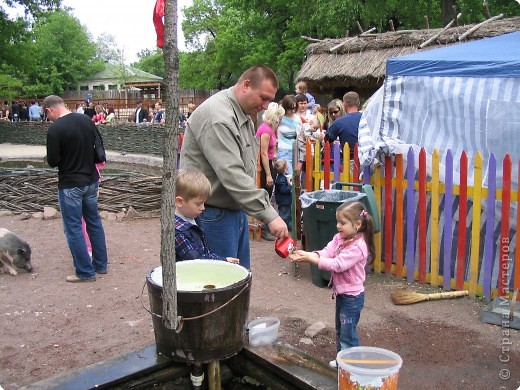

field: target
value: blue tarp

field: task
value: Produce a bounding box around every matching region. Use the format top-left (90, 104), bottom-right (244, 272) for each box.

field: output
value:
top-left (386, 31), bottom-right (520, 77)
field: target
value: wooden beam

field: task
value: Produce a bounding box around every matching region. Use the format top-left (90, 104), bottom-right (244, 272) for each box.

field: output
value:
top-left (458, 14), bottom-right (504, 41)
top-left (329, 27), bottom-right (376, 52)
top-left (301, 36), bottom-right (323, 42)
top-left (419, 13), bottom-right (462, 49)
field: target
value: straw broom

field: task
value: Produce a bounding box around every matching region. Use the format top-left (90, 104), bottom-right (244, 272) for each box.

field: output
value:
top-left (391, 288), bottom-right (469, 305)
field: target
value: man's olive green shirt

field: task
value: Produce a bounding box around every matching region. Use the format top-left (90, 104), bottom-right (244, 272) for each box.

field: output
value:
top-left (180, 88), bottom-right (279, 224)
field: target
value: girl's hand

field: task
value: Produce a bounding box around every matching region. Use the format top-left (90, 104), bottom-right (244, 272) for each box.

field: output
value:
top-left (226, 257), bottom-right (240, 264)
top-left (289, 250), bottom-right (320, 265)
top-left (266, 175), bottom-right (273, 187)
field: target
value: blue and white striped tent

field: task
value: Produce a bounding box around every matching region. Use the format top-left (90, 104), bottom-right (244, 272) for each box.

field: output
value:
top-left (359, 31), bottom-right (520, 187)
top-left (358, 32), bottom-right (520, 287)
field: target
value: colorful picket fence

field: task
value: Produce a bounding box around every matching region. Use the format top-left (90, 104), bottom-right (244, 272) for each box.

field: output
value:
top-left (302, 140), bottom-right (519, 301)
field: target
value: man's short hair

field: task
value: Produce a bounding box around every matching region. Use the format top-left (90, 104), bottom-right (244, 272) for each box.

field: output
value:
top-left (136, 99), bottom-right (142, 104)
top-left (176, 169), bottom-right (211, 201)
top-left (42, 95), bottom-right (64, 110)
top-left (343, 91), bottom-right (360, 108)
top-left (238, 66), bottom-right (279, 90)
top-left (295, 94), bottom-right (308, 104)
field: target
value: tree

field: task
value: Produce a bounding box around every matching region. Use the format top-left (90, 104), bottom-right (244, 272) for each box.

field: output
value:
top-left (179, 0), bottom-right (519, 92)
top-left (22, 10), bottom-right (103, 95)
top-left (161, 0), bottom-right (180, 331)
top-left (132, 49), bottom-right (166, 79)
top-left (95, 33), bottom-right (125, 64)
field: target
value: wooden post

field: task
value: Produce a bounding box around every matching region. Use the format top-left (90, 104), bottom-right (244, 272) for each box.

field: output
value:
top-left (208, 360), bottom-right (221, 390)
top-left (451, 5), bottom-right (458, 26)
top-left (483, 3), bottom-right (491, 19)
top-left (356, 21), bottom-right (364, 34)
top-left (423, 15), bottom-right (429, 29)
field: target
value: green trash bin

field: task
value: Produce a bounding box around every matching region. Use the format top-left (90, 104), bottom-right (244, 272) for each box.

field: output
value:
top-left (300, 183), bottom-right (380, 288)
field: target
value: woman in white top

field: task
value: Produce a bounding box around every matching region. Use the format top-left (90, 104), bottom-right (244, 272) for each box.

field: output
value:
top-left (277, 95), bottom-right (302, 176)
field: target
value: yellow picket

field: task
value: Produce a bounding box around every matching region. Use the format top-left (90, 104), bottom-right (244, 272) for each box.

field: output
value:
top-left (372, 165), bottom-right (383, 272)
top-left (430, 149), bottom-right (440, 286)
top-left (469, 152), bottom-right (483, 296)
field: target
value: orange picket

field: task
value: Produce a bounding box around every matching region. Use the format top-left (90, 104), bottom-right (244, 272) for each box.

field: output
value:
top-left (384, 156), bottom-right (393, 274)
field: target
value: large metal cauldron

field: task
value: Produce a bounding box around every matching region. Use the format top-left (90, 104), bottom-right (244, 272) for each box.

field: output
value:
top-left (146, 260), bottom-right (251, 363)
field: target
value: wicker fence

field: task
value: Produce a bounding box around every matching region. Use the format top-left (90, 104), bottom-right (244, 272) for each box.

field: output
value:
top-left (0, 120), bottom-right (166, 156)
top-left (0, 121), bottom-right (165, 214)
top-left (0, 168), bottom-right (162, 215)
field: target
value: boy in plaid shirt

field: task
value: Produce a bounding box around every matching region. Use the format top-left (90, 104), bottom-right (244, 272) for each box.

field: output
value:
top-left (175, 169), bottom-right (239, 263)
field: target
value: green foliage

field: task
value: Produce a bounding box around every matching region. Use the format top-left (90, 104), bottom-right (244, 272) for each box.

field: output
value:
top-left (178, 0), bottom-right (519, 91)
top-left (0, 73), bottom-right (24, 100)
top-left (23, 10), bottom-right (103, 95)
top-left (132, 49), bottom-right (166, 79)
top-left (0, 2), bottom-right (103, 99)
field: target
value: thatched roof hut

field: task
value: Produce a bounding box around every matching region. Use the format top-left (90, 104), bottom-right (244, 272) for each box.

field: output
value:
top-left (297, 16), bottom-right (520, 99)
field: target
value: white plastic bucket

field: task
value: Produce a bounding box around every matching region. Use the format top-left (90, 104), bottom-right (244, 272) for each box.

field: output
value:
top-left (337, 346), bottom-right (402, 390)
top-left (248, 317), bottom-right (280, 346)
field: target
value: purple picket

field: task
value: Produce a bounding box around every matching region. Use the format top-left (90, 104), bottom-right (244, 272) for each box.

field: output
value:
top-left (443, 150), bottom-right (453, 290)
top-left (406, 147), bottom-right (415, 282)
top-left (333, 142), bottom-right (341, 182)
top-left (363, 165), bottom-right (370, 184)
top-left (482, 154), bottom-right (496, 300)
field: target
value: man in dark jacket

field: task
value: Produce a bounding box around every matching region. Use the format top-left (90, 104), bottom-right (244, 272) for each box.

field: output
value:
top-left (133, 100), bottom-right (148, 123)
top-left (44, 95), bottom-right (108, 283)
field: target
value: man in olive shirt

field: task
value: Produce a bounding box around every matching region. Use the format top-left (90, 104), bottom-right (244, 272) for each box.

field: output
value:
top-left (180, 66), bottom-right (288, 269)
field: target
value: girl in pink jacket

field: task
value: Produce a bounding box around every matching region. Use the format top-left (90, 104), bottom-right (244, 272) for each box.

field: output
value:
top-left (289, 201), bottom-right (375, 368)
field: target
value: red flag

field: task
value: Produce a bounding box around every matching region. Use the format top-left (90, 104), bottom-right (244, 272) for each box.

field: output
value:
top-left (153, 0), bottom-right (165, 48)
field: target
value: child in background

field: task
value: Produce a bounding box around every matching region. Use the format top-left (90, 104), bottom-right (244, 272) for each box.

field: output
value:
top-left (297, 117), bottom-right (323, 164)
top-left (175, 169), bottom-right (239, 263)
top-left (295, 81), bottom-right (316, 114)
top-left (289, 201), bottom-right (375, 368)
top-left (274, 159), bottom-right (292, 232)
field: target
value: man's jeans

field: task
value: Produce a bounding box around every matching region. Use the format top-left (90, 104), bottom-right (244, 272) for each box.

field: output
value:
top-left (58, 182), bottom-right (108, 279)
top-left (335, 292), bottom-right (365, 352)
top-left (198, 206), bottom-right (250, 269)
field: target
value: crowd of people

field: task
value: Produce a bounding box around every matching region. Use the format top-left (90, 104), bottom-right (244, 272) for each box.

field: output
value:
top-left (39, 67), bottom-right (366, 369)
top-left (254, 82), bottom-right (362, 241)
top-left (1, 100), bottom-right (45, 121)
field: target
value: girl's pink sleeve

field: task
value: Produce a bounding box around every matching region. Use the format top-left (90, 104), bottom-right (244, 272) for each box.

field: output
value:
top-left (317, 238), bottom-right (367, 273)
top-left (317, 234), bottom-right (340, 258)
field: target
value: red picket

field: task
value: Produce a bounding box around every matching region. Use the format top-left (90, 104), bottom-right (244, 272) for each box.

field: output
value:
top-left (456, 152), bottom-right (468, 291)
top-left (323, 142), bottom-right (331, 189)
top-left (499, 155), bottom-right (512, 296)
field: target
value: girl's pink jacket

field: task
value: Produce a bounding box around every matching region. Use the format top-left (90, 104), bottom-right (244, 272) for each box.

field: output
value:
top-left (317, 234), bottom-right (368, 296)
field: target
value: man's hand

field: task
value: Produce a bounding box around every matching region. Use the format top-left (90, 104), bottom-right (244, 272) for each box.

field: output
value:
top-left (268, 216), bottom-right (289, 239)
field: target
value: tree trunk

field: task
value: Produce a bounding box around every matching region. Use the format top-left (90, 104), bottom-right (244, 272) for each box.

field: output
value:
top-left (441, 0), bottom-right (456, 25)
top-left (161, 0), bottom-right (180, 330)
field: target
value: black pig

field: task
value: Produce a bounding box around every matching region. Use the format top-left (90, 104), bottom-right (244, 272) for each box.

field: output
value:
top-left (0, 228), bottom-right (33, 275)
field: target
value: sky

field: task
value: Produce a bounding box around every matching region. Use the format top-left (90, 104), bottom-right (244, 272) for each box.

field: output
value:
top-left (8, 0), bottom-right (193, 63)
